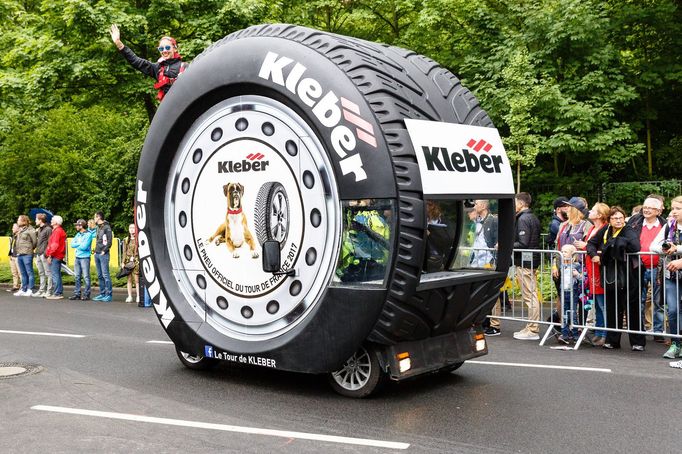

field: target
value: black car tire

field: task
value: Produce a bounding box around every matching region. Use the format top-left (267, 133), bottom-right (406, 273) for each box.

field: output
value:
top-left (328, 345), bottom-right (385, 398)
top-left (175, 348), bottom-right (219, 371)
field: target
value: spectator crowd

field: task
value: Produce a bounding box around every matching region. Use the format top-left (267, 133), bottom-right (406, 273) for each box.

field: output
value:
top-left (478, 192), bottom-right (682, 370)
top-left (6, 212), bottom-right (142, 306)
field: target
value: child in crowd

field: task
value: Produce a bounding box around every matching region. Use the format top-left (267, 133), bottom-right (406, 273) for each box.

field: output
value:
top-left (558, 244), bottom-right (582, 344)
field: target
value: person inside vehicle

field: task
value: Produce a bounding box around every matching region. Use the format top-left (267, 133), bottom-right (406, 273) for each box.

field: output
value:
top-left (336, 199), bottom-right (391, 283)
top-left (110, 24), bottom-right (188, 102)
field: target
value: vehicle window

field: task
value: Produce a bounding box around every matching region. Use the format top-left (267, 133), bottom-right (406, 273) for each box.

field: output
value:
top-left (332, 199), bottom-right (395, 286)
top-left (450, 199), bottom-right (499, 270)
top-left (423, 200), bottom-right (458, 273)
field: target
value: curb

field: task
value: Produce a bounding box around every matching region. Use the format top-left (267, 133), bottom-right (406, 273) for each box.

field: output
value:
top-left (1, 283), bottom-right (149, 305)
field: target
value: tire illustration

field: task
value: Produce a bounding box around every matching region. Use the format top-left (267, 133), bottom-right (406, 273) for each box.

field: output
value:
top-left (254, 182), bottom-right (290, 248)
top-left (136, 23), bottom-right (499, 375)
top-left (328, 346), bottom-right (385, 398)
top-left (175, 348), bottom-right (219, 370)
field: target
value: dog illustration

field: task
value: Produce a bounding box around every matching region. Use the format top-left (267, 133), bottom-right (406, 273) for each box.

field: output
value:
top-left (209, 182), bottom-right (259, 258)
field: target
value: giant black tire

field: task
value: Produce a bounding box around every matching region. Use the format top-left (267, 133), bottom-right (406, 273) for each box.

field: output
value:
top-left (136, 24), bottom-right (494, 374)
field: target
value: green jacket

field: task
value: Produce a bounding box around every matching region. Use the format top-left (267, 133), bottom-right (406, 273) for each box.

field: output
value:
top-left (15, 225), bottom-right (37, 255)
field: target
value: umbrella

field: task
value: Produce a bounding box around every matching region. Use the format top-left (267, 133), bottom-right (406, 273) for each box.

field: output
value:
top-left (28, 208), bottom-right (54, 224)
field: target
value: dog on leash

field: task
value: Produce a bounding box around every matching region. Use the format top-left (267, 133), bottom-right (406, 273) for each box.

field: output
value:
top-left (209, 182), bottom-right (259, 258)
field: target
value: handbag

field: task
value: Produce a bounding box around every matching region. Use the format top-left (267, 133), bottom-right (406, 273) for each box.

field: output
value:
top-left (116, 261), bottom-right (136, 279)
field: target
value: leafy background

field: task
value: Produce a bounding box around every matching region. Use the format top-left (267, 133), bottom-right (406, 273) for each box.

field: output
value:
top-left (1, 0), bottom-right (681, 235)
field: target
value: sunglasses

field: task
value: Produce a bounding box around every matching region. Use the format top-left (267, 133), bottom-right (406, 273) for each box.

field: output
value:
top-left (158, 45), bottom-right (173, 52)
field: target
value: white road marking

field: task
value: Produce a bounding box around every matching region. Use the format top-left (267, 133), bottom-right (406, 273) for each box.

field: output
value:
top-left (0, 329), bottom-right (85, 338)
top-left (467, 360), bottom-right (612, 373)
top-left (31, 405), bottom-right (409, 450)
top-left (146, 340), bottom-right (174, 345)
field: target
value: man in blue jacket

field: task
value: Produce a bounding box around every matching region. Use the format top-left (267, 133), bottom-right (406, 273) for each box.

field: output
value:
top-left (69, 219), bottom-right (95, 300)
top-left (93, 211), bottom-right (113, 302)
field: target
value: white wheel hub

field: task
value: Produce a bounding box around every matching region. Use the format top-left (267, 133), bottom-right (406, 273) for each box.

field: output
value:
top-left (166, 96), bottom-right (340, 341)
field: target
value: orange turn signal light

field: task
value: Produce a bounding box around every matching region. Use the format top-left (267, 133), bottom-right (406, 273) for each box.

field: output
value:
top-left (396, 352), bottom-right (410, 360)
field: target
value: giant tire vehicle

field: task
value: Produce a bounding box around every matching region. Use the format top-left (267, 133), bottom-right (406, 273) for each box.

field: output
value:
top-left (137, 24), bottom-right (511, 396)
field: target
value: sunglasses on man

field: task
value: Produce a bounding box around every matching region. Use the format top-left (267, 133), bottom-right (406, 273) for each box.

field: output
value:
top-left (158, 45), bottom-right (173, 52)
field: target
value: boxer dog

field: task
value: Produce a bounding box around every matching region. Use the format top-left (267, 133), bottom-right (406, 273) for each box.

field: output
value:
top-left (209, 182), bottom-right (259, 258)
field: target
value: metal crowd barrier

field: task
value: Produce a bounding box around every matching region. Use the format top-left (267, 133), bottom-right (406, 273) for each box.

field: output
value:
top-left (481, 248), bottom-right (682, 350)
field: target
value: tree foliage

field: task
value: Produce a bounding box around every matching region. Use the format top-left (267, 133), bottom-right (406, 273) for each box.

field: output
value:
top-left (1, 0), bottom-right (681, 234)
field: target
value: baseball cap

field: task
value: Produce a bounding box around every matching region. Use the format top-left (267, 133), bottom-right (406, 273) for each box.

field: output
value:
top-left (74, 219), bottom-right (87, 228)
top-left (553, 196), bottom-right (569, 209)
top-left (563, 197), bottom-right (590, 217)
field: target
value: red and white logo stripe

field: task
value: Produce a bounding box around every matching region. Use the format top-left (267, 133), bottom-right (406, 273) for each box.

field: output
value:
top-left (340, 97), bottom-right (377, 148)
top-left (466, 139), bottom-right (492, 152)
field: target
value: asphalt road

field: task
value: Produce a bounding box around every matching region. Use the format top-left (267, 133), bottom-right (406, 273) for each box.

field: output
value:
top-left (1, 289), bottom-right (680, 453)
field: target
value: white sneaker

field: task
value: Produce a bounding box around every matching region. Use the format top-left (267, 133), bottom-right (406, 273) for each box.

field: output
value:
top-left (513, 330), bottom-right (540, 340)
top-left (22, 290), bottom-right (33, 297)
top-left (31, 291), bottom-right (44, 298)
top-left (125, 296), bottom-right (133, 303)
top-left (670, 360), bottom-right (682, 369)
top-left (13, 290), bottom-right (26, 296)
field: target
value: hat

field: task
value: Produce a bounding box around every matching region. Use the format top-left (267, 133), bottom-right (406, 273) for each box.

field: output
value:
top-left (553, 196), bottom-right (569, 209)
top-left (74, 219), bottom-right (87, 228)
top-left (563, 197), bottom-right (590, 217)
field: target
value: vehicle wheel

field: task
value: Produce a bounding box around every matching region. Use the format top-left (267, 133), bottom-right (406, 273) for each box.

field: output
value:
top-left (254, 182), bottom-right (289, 248)
top-left (328, 346), bottom-right (384, 398)
top-left (175, 348), bottom-right (219, 370)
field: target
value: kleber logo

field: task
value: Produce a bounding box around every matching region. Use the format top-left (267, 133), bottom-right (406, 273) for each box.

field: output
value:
top-left (136, 179), bottom-right (174, 328)
top-left (218, 154), bottom-right (270, 173)
top-left (258, 51), bottom-right (377, 182)
top-left (422, 137), bottom-right (504, 174)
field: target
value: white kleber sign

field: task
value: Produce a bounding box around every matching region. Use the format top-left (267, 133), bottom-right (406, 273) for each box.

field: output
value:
top-left (405, 119), bottom-right (515, 196)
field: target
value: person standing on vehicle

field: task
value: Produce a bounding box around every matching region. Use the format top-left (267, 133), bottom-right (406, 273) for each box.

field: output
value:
top-left (33, 213), bottom-right (53, 298)
top-left (44, 215), bottom-right (67, 300)
top-left (13, 215), bottom-right (37, 297)
top-left (6, 223), bottom-right (22, 293)
top-left (93, 211), bottom-right (113, 302)
top-left (109, 24), bottom-right (188, 102)
top-left (69, 219), bottom-right (95, 301)
top-left (587, 206), bottom-right (644, 351)
top-left (512, 192), bottom-right (542, 340)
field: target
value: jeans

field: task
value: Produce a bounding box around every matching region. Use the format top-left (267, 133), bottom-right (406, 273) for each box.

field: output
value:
top-left (94, 252), bottom-right (112, 297)
top-left (561, 290), bottom-right (580, 338)
top-left (74, 257), bottom-right (91, 297)
top-left (17, 254), bottom-right (34, 292)
top-left (664, 277), bottom-right (681, 338)
top-left (35, 254), bottom-right (52, 294)
top-left (640, 267), bottom-right (663, 333)
top-left (594, 293), bottom-right (606, 338)
top-left (50, 258), bottom-right (63, 296)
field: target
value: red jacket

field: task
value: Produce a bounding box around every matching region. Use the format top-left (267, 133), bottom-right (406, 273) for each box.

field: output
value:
top-left (45, 225), bottom-right (66, 261)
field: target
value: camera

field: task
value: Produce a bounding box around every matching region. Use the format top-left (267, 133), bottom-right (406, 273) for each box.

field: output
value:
top-left (662, 242), bottom-right (671, 251)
